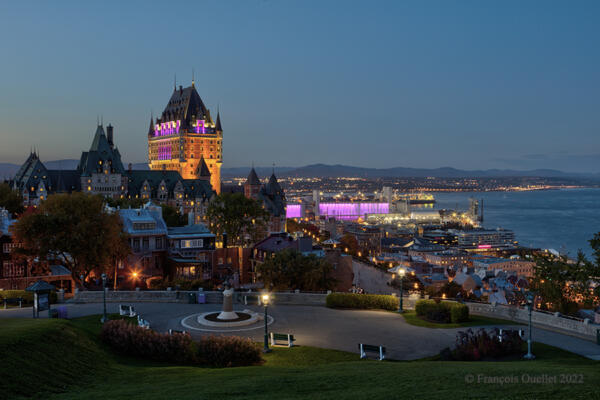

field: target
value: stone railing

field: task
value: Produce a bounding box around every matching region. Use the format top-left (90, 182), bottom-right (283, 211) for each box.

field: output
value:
top-left (72, 289), bottom-right (328, 306)
top-left (465, 301), bottom-right (599, 340)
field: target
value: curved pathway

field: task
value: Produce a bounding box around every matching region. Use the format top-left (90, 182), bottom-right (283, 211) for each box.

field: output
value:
top-left (1, 303), bottom-right (599, 360)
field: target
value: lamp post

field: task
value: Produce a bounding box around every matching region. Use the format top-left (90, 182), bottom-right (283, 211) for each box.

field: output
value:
top-left (262, 294), bottom-right (271, 353)
top-left (101, 273), bottom-right (108, 323)
top-left (397, 268), bottom-right (405, 313)
top-left (524, 291), bottom-right (535, 360)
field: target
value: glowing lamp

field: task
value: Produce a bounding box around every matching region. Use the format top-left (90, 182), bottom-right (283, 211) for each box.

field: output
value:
top-left (262, 294), bottom-right (270, 305)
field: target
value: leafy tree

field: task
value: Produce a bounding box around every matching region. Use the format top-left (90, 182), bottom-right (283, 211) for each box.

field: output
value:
top-left (0, 183), bottom-right (24, 216)
top-left (531, 248), bottom-right (600, 314)
top-left (11, 193), bottom-right (130, 285)
top-left (339, 233), bottom-right (359, 256)
top-left (256, 249), bottom-right (335, 291)
top-left (160, 204), bottom-right (187, 227)
top-left (206, 193), bottom-right (269, 247)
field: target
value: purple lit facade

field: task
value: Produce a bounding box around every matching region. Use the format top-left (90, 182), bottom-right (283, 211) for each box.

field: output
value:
top-left (155, 120), bottom-right (181, 136)
top-left (286, 204), bottom-right (302, 218)
top-left (318, 202), bottom-right (389, 220)
top-left (195, 119), bottom-right (206, 134)
top-left (158, 145), bottom-right (172, 160)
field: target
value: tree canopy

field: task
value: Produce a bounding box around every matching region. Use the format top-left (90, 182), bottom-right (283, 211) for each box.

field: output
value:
top-left (160, 204), bottom-right (188, 227)
top-left (255, 249), bottom-right (335, 291)
top-left (531, 238), bottom-right (600, 314)
top-left (11, 193), bottom-right (130, 284)
top-left (206, 193), bottom-right (269, 247)
top-left (0, 183), bottom-right (24, 216)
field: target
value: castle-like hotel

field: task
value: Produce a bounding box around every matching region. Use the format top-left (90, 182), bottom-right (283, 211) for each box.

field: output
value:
top-left (12, 81), bottom-right (285, 229)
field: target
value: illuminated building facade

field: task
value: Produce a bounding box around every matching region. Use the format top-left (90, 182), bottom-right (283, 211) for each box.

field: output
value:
top-left (244, 168), bottom-right (287, 234)
top-left (148, 82), bottom-right (223, 194)
top-left (13, 124), bottom-right (215, 216)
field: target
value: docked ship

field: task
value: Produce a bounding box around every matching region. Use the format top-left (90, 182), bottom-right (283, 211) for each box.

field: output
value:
top-left (396, 193), bottom-right (436, 205)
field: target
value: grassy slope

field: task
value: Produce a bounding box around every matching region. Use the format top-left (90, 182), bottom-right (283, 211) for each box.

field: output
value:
top-left (401, 310), bottom-right (521, 328)
top-left (1, 316), bottom-right (598, 400)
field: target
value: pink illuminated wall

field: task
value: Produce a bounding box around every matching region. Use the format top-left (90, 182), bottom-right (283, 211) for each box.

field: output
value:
top-left (155, 120), bottom-right (180, 136)
top-left (318, 203), bottom-right (389, 220)
top-left (286, 204), bottom-right (302, 218)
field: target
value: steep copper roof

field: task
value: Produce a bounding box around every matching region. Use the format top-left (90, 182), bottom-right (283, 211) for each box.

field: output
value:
top-left (246, 168), bottom-right (261, 185)
top-left (157, 85), bottom-right (213, 131)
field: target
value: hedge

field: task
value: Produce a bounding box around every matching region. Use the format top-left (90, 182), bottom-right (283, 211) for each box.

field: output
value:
top-left (326, 293), bottom-right (399, 311)
top-left (0, 290), bottom-right (57, 305)
top-left (415, 299), bottom-right (469, 323)
top-left (101, 320), bottom-right (263, 368)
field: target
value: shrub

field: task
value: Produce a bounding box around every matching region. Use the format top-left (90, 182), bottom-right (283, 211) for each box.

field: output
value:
top-left (415, 300), bottom-right (469, 323)
top-left (197, 335), bottom-right (263, 368)
top-left (148, 278), bottom-right (211, 291)
top-left (101, 320), bottom-right (262, 368)
top-left (0, 290), bottom-right (33, 304)
top-left (101, 320), bottom-right (195, 364)
top-left (449, 303), bottom-right (469, 323)
top-left (326, 293), bottom-right (398, 311)
top-left (450, 328), bottom-right (524, 361)
top-left (0, 289), bottom-right (58, 305)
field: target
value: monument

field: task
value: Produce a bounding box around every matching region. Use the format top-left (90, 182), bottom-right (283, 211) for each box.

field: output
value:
top-left (216, 287), bottom-right (238, 320)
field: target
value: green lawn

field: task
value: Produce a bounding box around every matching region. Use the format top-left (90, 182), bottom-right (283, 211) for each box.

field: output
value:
top-left (401, 310), bottom-right (521, 329)
top-left (1, 316), bottom-right (598, 400)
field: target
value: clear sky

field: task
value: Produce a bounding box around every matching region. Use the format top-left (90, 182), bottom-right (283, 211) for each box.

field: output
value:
top-left (0, 0), bottom-right (599, 172)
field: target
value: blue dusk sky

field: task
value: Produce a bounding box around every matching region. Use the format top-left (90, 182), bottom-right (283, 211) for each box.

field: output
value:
top-left (0, 0), bottom-right (599, 172)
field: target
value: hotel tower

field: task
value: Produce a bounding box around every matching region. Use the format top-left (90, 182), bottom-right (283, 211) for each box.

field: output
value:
top-left (148, 81), bottom-right (223, 193)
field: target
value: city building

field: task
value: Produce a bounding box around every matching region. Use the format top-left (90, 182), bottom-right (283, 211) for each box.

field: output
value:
top-left (421, 250), bottom-right (469, 268)
top-left (472, 256), bottom-right (535, 278)
top-left (450, 228), bottom-right (517, 251)
top-left (243, 168), bottom-right (287, 234)
top-left (148, 82), bottom-right (223, 194)
top-left (167, 223), bottom-right (216, 280)
top-left (118, 203), bottom-right (168, 284)
top-left (12, 124), bottom-right (215, 216)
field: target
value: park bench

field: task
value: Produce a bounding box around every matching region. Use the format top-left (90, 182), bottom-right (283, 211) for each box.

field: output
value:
top-left (119, 304), bottom-right (137, 317)
top-left (3, 297), bottom-right (23, 309)
top-left (270, 332), bottom-right (295, 347)
top-left (168, 329), bottom-right (188, 335)
top-left (137, 315), bottom-right (150, 330)
top-left (241, 294), bottom-right (262, 306)
top-left (359, 343), bottom-right (386, 361)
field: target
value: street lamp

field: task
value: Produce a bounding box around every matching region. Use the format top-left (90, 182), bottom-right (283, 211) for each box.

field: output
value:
top-left (101, 273), bottom-right (108, 323)
top-left (397, 268), bottom-right (406, 313)
top-left (262, 294), bottom-right (271, 353)
top-left (524, 291), bottom-right (535, 360)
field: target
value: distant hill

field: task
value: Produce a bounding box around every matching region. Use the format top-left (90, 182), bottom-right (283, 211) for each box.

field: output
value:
top-left (1, 160), bottom-right (596, 180)
top-left (279, 164), bottom-right (597, 179)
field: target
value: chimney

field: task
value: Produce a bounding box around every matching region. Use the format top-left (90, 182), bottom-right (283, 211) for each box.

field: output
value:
top-left (107, 124), bottom-right (114, 148)
top-left (128, 163), bottom-right (132, 173)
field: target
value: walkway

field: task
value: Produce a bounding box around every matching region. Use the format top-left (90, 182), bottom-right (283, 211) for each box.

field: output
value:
top-left (1, 303), bottom-right (599, 360)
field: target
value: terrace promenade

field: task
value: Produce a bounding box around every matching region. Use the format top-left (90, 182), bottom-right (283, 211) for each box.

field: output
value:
top-left (2, 301), bottom-right (599, 361)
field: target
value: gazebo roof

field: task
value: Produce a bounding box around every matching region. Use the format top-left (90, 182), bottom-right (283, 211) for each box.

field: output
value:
top-left (25, 280), bottom-right (56, 292)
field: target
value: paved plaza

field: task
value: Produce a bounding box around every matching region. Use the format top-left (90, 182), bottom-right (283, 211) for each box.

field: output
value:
top-left (2, 302), bottom-right (599, 360)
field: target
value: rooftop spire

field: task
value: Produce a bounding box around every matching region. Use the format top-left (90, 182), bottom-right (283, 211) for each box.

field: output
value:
top-left (192, 68), bottom-right (195, 87)
top-left (174, 73), bottom-right (177, 90)
top-left (215, 109), bottom-right (222, 131)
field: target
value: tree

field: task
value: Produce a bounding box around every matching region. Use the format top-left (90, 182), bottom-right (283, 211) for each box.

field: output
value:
top-left (339, 233), bottom-right (359, 255)
top-left (0, 183), bottom-right (24, 216)
top-left (531, 248), bottom-right (600, 314)
top-left (206, 193), bottom-right (269, 247)
top-left (11, 193), bottom-right (130, 285)
top-left (161, 204), bottom-right (187, 227)
top-left (255, 249), bottom-right (335, 291)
